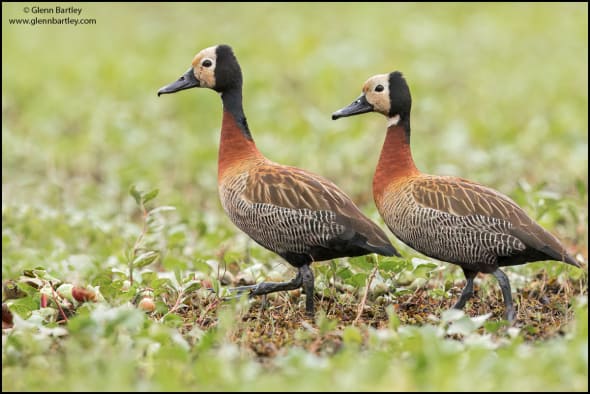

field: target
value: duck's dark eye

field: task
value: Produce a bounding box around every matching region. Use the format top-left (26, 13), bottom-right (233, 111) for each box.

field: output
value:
top-left (375, 84), bottom-right (384, 92)
top-left (202, 59), bottom-right (213, 68)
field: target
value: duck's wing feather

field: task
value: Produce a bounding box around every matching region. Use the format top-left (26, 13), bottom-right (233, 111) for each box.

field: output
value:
top-left (410, 176), bottom-right (578, 266)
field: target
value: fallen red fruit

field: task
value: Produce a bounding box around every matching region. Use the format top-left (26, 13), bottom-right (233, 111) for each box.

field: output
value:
top-left (72, 287), bottom-right (97, 302)
top-left (40, 293), bottom-right (49, 308)
top-left (138, 297), bottom-right (156, 313)
top-left (2, 303), bottom-right (14, 329)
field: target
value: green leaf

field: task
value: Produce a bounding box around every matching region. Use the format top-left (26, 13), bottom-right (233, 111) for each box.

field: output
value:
top-left (393, 287), bottom-right (412, 296)
top-left (413, 265), bottom-right (437, 278)
top-left (192, 260), bottom-right (214, 275)
top-left (483, 320), bottom-right (510, 334)
top-left (67, 312), bottom-right (98, 335)
top-left (429, 288), bottom-right (448, 298)
top-left (174, 268), bottom-right (183, 286)
top-left (155, 300), bottom-right (170, 315)
top-left (152, 279), bottom-right (176, 296)
top-left (143, 188), bottom-right (159, 204)
top-left (129, 184), bottom-right (142, 206)
top-left (140, 270), bottom-right (158, 284)
top-left (316, 312), bottom-right (338, 335)
top-left (348, 273), bottom-right (368, 288)
top-left (411, 259), bottom-right (439, 278)
top-left (162, 256), bottom-right (189, 272)
top-left (183, 280), bottom-right (202, 294)
top-left (336, 267), bottom-right (353, 280)
top-left (379, 258), bottom-right (410, 273)
top-left (349, 256), bottom-right (374, 271)
top-left (386, 305), bottom-right (401, 331)
top-left (148, 206), bottom-right (176, 216)
top-left (133, 251), bottom-right (159, 268)
top-left (15, 281), bottom-right (41, 296)
top-left (342, 326), bottom-right (363, 346)
top-left (163, 312), bottom-right (183, 327)
top-left (9, 296), bottom-right (39, 317)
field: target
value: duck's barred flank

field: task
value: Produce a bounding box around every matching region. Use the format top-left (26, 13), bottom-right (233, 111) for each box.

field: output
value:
top-left (220, 176), bottom-right (346, 255)
top-left (381, 187), bottom-right (526, 269)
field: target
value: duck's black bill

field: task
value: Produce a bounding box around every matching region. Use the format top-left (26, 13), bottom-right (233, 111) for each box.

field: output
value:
top-left (157, 68), bottom-right (200, 96)
top-left (331, 95), bottom-right (373, 120)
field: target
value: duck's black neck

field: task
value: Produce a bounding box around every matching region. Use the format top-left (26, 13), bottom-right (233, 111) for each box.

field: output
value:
top-left (221, 87), bottom-right (253, 141)
top-left (401, 117), bottom-right (411, 144)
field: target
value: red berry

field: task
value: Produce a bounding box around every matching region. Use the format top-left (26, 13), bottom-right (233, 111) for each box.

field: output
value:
top-left (138, 297), bottom-right (156, 312)
top-left (72, 287), bottom-right (97, 302)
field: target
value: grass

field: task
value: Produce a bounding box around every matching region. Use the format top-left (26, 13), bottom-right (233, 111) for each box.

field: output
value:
top-left (2, 2), bottom-right (588, 391)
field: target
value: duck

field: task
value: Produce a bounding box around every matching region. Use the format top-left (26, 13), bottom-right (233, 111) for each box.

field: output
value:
top-left (157, 45), bottom-right (398, 316)
top-left (332, 71), bottom-right (581, 321)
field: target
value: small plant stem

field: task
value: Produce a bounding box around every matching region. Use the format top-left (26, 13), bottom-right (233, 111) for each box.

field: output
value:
top-left (354, 264), bottom-right (378, 326)
top-left (165, 289), bottom-right (185, 317)
top-left (130, 202), bottom-right (149, 285)
top-left (50, 285), bottom-right (69, 322)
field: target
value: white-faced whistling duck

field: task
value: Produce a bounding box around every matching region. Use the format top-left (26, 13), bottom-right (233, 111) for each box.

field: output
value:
top-left (332, 71), bottom-right (581, 322)
top-left (158, 45), bottom-right (398, 316)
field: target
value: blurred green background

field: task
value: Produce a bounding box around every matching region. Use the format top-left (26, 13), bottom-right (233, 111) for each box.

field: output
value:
top-left (2, 2), bottom-right (588, 391)
top-left (3, 2), bottom-right (587, 213)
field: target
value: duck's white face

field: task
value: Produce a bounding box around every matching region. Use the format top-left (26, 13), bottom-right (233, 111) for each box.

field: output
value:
top-left (361, 73), bottom-right (391, 116)
top-left (190, 46), bottom-right (217, 89)
top-left (157, 45), bottom-right (220, 96)
top-left (332, 73), bottom-right (391, 121)
top-left (158, 44), bottom-right (243, 98)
